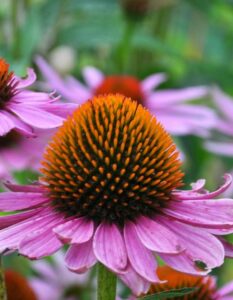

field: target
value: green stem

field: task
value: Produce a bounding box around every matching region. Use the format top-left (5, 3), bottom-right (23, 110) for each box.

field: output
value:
top-left (116, 20), bottom-right (136, 73)
top-left (97, 263), bottom-right (117, 300)
top-left (0, 257), bottom-right (6, 300)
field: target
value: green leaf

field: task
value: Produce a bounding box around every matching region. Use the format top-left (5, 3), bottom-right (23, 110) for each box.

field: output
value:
top-left (139, 287), bottom-right (197, 299)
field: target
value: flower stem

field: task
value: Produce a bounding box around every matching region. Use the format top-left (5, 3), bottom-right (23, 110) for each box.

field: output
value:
top-left (97, 263), bottom-right (117, 300)
top-left (0, 257), bottom-right (6, 300)
top-left (116, 20), bottom-right (136, 73)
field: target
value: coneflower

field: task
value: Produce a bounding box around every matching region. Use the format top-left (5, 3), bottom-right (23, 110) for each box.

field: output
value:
top-left (0, 94), bottom-right (232, 298)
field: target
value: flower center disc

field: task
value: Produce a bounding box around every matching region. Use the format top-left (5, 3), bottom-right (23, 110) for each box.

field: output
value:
top-left (0, 58), bottom-right (16, 107)
top-left (41, 94), bottom-right (183, 225)
top-left (95, 75), bottom-right (145, 105)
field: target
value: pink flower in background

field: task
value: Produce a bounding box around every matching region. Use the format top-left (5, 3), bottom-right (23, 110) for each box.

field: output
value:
top-left (0, 58), bottom-right (77, 137)
top-left (205, 87), bottom-right (233, 156)
top-left (36, 56), bottom-right (215, 137)
top-left (0, 94), bottom-right (233, 296)
top-left (30, 251), bottom-right (91, 300)
top-left (0, 129), bottom-right (54, 180)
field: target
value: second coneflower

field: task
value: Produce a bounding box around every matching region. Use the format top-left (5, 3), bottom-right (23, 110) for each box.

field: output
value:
top-left (0, 94), bottom-right (233, 297)
top-left (141, 266), bottom-right (233, 300)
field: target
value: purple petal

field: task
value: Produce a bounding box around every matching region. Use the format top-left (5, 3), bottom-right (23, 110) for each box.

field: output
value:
top-left (12, 90), bottom-right (53, 103)
top-left (190, 179), bottom-right (206, 192)
top-left (19, 219), bottom-right (63, 259)
top-left (218, 237), bottom-right (233, 258)
top-left (212, 87), bottom-right (233, 121)
top-left (218, 281), bottom-right (233, 297)
top-left (173, 174), bottom-right (232, 200)
top-left (124, 221), bottom-right (160, 283)
top-left (82, 66), bottom-right (104, 89)
top-left (65, 240), bottom-right (97, 273)
top-left (160, 252), bottom-right (208, 276)
top-left (119, 265), bottom-right (151, 296)
top-left (141, 73), bottom-right (166, 94)
top-left (135, 216), bottom-right (183, 254)
top-left (65, 76), bottom-right (92, 102)
top-left (0, 192), bottom-right (49, 211)
top-left (146, 86), bottom-right (209, 107)
top-left (4, 182), bottom-right (44, 193)
top-left (0, 208), bottom-right (56, 252)
top-left (164, 198), bottom-right (233, 228)
top-left (8, 103), bottom-right (64, 128)
top-left (0, 207), bottom-right (43, 229)
top-left (15, 68), bottom-right (36, 89)
top-left (35, 56), bottom-right (77, 101)
top-left (93, 223), bottom-right (127, 273)
top-left (0, 111), bottom-right (15, 136)
top-left (205, 141), bottom-right (233, 157)
top-left (1, 110), bottom-right (34, 136)
top-left (53, 217), bottom-right (94, 244)
top-left (153, 113), bottom-right (201, 136)
top-left (39, 102), bottom-right (78, 118)
top-left (159, 216), bottom-right (224, 270)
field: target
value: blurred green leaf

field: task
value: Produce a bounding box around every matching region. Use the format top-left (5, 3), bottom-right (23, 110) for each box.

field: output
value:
top-left (139, 287), bottom-right (196, 299)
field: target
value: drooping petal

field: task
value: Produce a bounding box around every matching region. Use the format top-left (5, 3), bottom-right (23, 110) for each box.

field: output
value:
top-left (158, 216), bottom-right (224, 270)
top-left (0, 111), bottom-right (15, 136)
top-left (53, 217), bottom-right (94, 244)
top-left (15, 68), bottom-right (36, 89)
top-left (124, 221), bottom-right (160, 283)
top-left (19, 221), bottom-right (63, 259)
top-left (160, 252), bottom-right (208, 276)
top-left (0, 208), bottom-right (55, 252)
top-left (0, 192), bottom-right (49, 211)
top-left (8, 103), bottom-right (64, 128)
top-left (119, 265), bottom-right (151, 296)
top-left (93, 222), bottom-right (127, 273)
top-left (164, 198), bottom-right (233, 228)
top-left (135, 216), bottom-right (183, 254)
top-left (82, 66), bottom-right (104, 89)
top-left (65, 240), bottom-right (97, 273)
top-left (141, 73), bottom-right (166, 94)
top-left (1, 110), bottom-right (34, 136)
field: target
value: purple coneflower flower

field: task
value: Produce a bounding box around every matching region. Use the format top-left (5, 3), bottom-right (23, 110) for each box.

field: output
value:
top-left (0, 129), bottom-right (54, 180)
top-left (36, 56), bottom-right (215, 137)
top-left (0, 94), bottom-right (233, 296)
top-left (140, 265), bottom-right (233, 300)
top-left (0, 58), bottom-right (76, 137)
